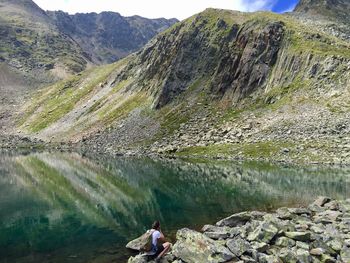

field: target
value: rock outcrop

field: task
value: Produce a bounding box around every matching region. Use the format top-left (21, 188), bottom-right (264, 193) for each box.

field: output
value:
top-left (128, 197), bottom-right (350, 263)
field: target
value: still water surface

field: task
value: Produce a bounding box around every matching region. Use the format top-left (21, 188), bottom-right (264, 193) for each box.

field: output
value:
top-left (0, 151), bottom-right (349, 262)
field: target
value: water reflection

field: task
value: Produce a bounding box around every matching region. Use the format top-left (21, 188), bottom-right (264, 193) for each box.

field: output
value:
top-left (0, 152), bottom-right (349, 262)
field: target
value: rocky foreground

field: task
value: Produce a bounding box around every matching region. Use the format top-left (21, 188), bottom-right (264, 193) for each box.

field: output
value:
top-left (128, 197), bottom-right (350, 263)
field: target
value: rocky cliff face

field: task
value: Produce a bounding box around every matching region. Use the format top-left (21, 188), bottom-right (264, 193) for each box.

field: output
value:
top-left (119, 10), bottom-right (285, 108)
top-left (47, 11), bottom-right (178, 64)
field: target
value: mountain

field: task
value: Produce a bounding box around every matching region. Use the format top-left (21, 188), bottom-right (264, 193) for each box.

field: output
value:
top-left (0, 0), bottom-right (90, 82)
top-left (16, 3), bottom-right (350, 164)
top-left (0, 0), bottom-right (91, 132)
top-left (293, 0), bottom-right (350, 41)
top-left (0, 0), bottom-right (177, 133)
top-left (47, 11), bottom-right (178, 64)
top-left (0, 0), bottom-right (177, 82)
top-left (294, 0), bottom-right (350, 22)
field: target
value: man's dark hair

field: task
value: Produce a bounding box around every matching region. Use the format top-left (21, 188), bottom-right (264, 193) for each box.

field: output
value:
top-left (152, 220), bottom-right (160, 230)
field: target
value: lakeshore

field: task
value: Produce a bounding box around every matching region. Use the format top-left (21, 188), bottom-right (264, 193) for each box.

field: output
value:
top-left (128, 197), bottom-right (350, 263)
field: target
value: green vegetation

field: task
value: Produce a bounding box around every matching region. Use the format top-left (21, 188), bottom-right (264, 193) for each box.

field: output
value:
top-left (176, 141), bottom-right (295, 159)
top-left (246, 12), bottom-right (350, 58)
top-left (20, 62), bottom-right (122, 132)
top-left (98, 92), bottom-right (149, 127)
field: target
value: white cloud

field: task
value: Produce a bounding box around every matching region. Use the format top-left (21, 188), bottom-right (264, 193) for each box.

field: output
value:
top-left (240, 0), bottom-right (278, 12)
top-left (33, 0), bottom-right (277, 20)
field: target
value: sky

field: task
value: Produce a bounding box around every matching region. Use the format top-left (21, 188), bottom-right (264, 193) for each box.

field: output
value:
top-left (33, 0), bottom-right (300, 20)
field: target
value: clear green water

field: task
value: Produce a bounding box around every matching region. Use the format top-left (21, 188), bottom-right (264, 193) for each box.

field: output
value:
top-left (0, 151), bottom-right (349, 263)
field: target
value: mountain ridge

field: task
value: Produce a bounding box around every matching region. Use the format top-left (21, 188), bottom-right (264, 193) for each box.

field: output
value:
top-left (47, 10), bottom-right (178, 64)
top-left (15, 8), bottom-right (350, 164)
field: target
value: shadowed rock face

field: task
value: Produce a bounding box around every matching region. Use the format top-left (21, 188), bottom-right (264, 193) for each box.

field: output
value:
top-left (211, 21), bottom-right (284, 102)
top-left (47, 11), bottom-right (178, 64)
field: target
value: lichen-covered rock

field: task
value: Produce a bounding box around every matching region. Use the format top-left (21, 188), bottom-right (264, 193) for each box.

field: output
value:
top-left (275, 237), bottom-right (296, 247)
top-left (341, 247), bottom-right (350, 262)
top-left (278, 247), bottom-right (298, 263)
top-left (296, 241), bottom-right (309, 250)
top-left (128, 254), bottom-right (148, 263)
top-left (202, 225), bottom-right (232, 240)
top-left (313, 210), bottom-right (341, 224)
top-left (312, 196), bottom-right (331, 207)
top-left (226, 236), bottom-right (251, 256)
top-left (258, 254), bottom-right (282, 263)
top-left (276, 207), bottom-right (293, 220)
top-left (284, 231), bottom-right (311, 242)
top-left (172, 228), bottom-right (235, 263)
top-left (247, 222), bottom-right (278, 243)
top-left (216, 212), bottom-right (253, 227)
top-left (126, 230), bottom-right (153, 251)
top-left (251, 241), bottom-right (269, 253)
top-left (295, 249), bottom-right (311, 263)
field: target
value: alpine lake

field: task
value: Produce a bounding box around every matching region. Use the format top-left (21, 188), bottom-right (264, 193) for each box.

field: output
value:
top-left (0, 151), bottom-right (349, 262)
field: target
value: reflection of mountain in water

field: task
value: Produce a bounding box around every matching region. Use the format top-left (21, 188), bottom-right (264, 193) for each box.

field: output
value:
top-left (0, 152), bottom-right (349, 262)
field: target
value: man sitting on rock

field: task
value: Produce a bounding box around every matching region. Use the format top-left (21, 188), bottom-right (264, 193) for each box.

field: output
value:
top-left (151, 220), bottom-right (172, 262)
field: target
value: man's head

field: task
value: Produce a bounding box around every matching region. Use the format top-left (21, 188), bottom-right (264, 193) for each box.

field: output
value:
top-left (152, 220), bottom-right (160, 230)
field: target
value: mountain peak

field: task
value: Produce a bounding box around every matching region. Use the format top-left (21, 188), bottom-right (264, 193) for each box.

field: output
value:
top-left (294, 0), bottom-right (350, 22)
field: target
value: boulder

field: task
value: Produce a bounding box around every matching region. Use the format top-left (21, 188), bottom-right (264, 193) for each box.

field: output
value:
top-left (296, 241), bottom-right (309, 250)
top-left (226, 236), bottom-right (251, 256)
top-left (341, 247), bottom-right (350, 262)
top-left (326, 239), bottom-right (342, 252)
top-left (276, 207), bottom-right (293, 220)
top-left (278, 247), bottom-right (298, 263)
top-left (126, 230), bottom-right (153, 251)
top-left (295, 249), bottom-right (311, 263)
top-left (275, 237), bottom-right (296, 247)
top-left (324, 201), bottom-right (339, 211)
top-left (284, 232), bottom-right (311, 242)
top-left (216, 211), bottom-right (265, 227)
top-left (251, 241), bottom-right (269, 253)
top-left (313, 196), bottom-right (332, 207)
top-left (128, 254), bottom-right (148, 263)
top-left (288, 208), bottom-right (311, 216)
top-left (172, 228), bottom-right (235, 263)
top-left (204, 231), bottom-right (230, 240)
top-left (202, 225), bottom-right (232, 240)
top-left (310, 248), bottom-right (324, 256)
top-left (313, 210), bottom-right (341, 224)
top-left (247, 222), bottom-right (278, 243)
top-left (216, 212), bottom-right (252, 227)
top-left (258, 254), bottom-right (282, 263)
top-left (311, 240), bottom-right (337, 256)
